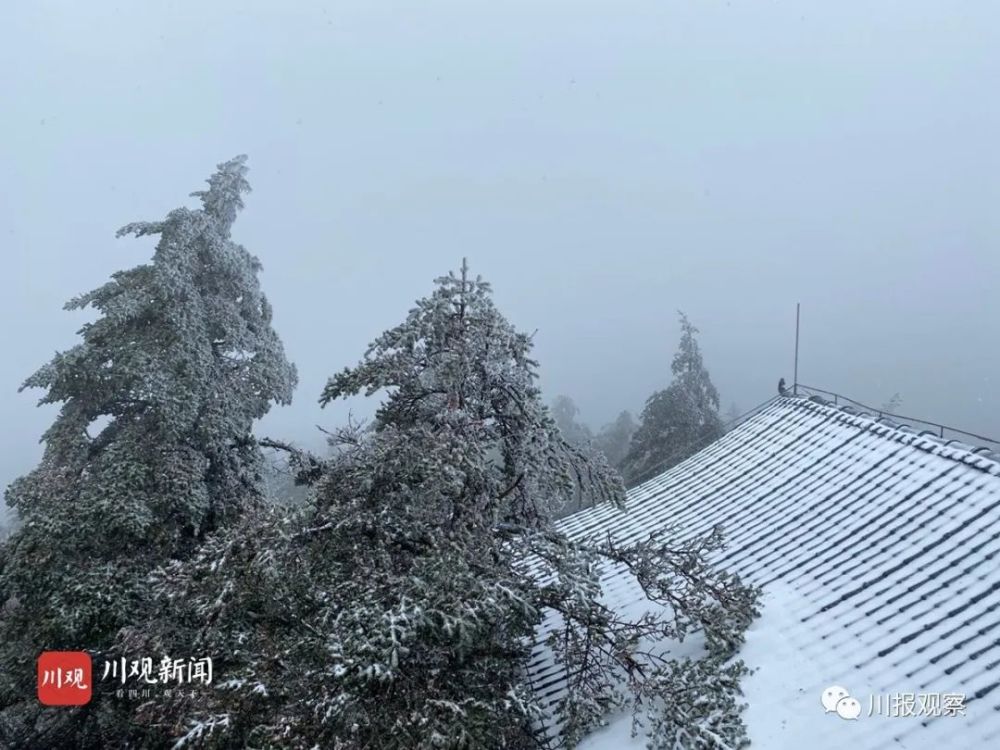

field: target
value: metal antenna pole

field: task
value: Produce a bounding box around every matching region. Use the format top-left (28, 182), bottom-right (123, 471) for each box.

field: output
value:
top-left (793, 303), bottom-right (800, 396)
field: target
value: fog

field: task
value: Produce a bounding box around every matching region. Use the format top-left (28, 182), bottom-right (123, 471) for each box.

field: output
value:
top-left (2, 1), bottom-right (998, 518)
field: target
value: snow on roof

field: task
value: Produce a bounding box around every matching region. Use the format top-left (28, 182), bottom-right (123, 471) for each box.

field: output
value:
top-left (528, 396), bottom-right (1000, 749)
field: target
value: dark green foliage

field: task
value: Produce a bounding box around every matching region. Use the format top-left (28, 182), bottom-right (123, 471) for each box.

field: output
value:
top-left (621, 313), bottom-right (724, 486)
top-left (0, 157), bottom-right (296, 747)
top-left (122, 264), bottom-right (757, 750)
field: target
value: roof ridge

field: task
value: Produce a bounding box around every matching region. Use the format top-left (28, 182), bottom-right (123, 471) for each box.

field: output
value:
top-left (791, 385), bottom-right (1000, 445)
top-left (784, 395), bottom-right (1000, 474)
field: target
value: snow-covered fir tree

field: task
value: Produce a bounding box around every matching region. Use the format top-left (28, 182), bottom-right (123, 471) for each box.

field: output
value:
top-left (122, 263), bottom-right (757, 750)
top-left (620, 312), bottom-right (724, 486)
top-left (0, 155), bottom-right (296, 746)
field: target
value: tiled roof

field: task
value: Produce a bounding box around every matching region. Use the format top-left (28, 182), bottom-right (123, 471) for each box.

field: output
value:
top-left (528, 396), bottom-right (1000, 749)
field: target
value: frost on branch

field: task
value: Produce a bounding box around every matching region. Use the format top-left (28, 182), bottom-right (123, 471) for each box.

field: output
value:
top-left (525, 525), bottom-right (759, 748)
top-left (121, 262), bottom-right (756, 749)
top-left (0, 156), bottom-right (296, 748)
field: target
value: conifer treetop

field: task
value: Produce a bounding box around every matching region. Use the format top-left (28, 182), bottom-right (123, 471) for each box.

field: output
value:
top-left (321, 258), bottom-right (623, 525)
top-left (1, 155), bottom-right (296, 663)
top-left (671, 311), bottom-right (720, 410)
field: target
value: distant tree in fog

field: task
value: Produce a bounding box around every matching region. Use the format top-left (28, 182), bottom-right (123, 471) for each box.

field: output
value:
top-left (551, 394), bottom-right (594, 446)
top-left (621, 312), bottom-right (724, 486)
top-left (881, 392), bottom-right (903, 415)
top-left (595, 409), bottom-right (637, 468)
top-left (725, 402), bottom-right (740, 423)
top-left (724, 401), bottom-right (742, 432)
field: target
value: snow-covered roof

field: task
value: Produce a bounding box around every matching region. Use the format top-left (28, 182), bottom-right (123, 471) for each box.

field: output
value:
top-left (529, 396), bottom-right (1000, 749)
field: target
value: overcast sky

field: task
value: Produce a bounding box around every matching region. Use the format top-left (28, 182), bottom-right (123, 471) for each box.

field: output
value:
top-left (2, 1), bottom-right (998, 511)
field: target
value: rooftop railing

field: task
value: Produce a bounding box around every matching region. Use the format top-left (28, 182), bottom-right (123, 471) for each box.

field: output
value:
top-left (625, 385), bottom-right (1000, 490)
top-left (792, 383), bottom-right (1000, 449)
